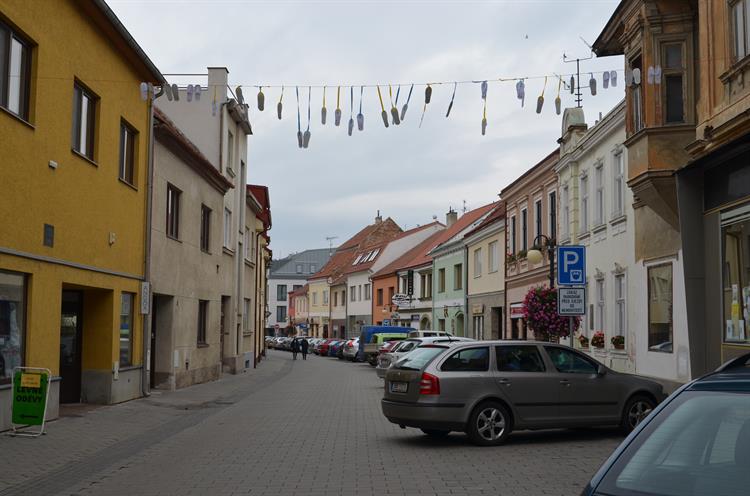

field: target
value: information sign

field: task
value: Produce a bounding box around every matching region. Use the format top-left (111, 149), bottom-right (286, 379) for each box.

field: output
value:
top-left (12, 369), bottom-right (49, 427)
top-left (557, 287), bottom-right (586, 316)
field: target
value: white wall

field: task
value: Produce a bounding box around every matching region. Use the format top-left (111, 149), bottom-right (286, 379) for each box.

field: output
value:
top-left (346, 272), bottom-right (372, 317)
top-left (267, 277), bottom-right (303, 327)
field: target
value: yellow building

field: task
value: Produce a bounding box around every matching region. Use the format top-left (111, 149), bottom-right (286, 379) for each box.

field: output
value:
top-left (0, 0), bottom-right (163, 427)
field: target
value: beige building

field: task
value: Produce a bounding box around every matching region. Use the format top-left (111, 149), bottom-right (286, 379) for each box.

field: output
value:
top-left (247, 185), bottom-right (271, 364)
top-left (465, 204), bottom-right (506, 340)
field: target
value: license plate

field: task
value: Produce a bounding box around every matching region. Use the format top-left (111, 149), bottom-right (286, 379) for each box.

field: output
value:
top-left (390, 381), bottom-right (408, 393)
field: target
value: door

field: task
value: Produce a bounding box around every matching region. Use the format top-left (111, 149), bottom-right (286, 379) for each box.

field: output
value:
top-left (435, 346), bottom-right (492, 410)
top-left (59, 290), bottom-right (83, 403)
top-left (149, 296), bottom-right (157, 388)
top-left (543, 346), bottom-right (622, 425)
top-left (494, 344), bottom-right (559, 427)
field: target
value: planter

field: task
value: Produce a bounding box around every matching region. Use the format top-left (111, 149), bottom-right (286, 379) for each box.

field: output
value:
top-left (613, 343), bottom-right (625, 350)
top-left (611, 335), bottom-right (625, 350)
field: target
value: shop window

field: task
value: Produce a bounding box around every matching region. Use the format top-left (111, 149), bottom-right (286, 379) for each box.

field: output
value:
top-left (722, 211), bottom-right (750, 343)
top-left (0, 21), bottom-right (31, 121)
top-left (120, 293), bottom-right (134, 366)
top-left (0, 270), bottom-right (26, 383)
top-left (648, 264), bottom-right (673, 353)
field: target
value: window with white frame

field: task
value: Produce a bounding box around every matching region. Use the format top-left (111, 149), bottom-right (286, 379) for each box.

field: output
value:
top-left (474, 248), bottom-right (482, 278)
top-left (296, 264), bottom-right (303, 274)
top-left (548, 191), bottom-right (557, 240)
top-left (521, 208), bottom-right (528, 252)
top-left (733, 0), bottom-right (750, 60)
top-left (594, 163), bottom-right (604, 226)
top-left (364, 283), bottom-right (371, 300)
top-left (561, 185), bottom-right (569, 239)
top-left (312, 292), bottom-right (317, 305)
top-left (227, 130), bottom-right (234, 172)
top-left (580, 175), bottom-right (589, 233)
top-left (510, 216), bottom-right (517, 254)
top-left (244, 227), bottom-right (250, 259)
top-left (358, 285), bottom-right (362, 301)
top-left (613, 151), bottom-right (625, 218)
top-left (223, 208), bottom-right (232, 248)
top-left (615, 273), bottom-right (626, 337)
top-left (0, 21), bottom-right (31, 120)
top-left (323, 290), bottom-right (328, 305)
top-left (596, 277), bottom-right (605, 332)
top-left (350, 286), bottom-right (356, 302)
top-left (630, 57), bottom-right (644, 133)
top-left (535, 199), bottom-right (543, 239)
top-left (488, 240), bottom-right (499, 273)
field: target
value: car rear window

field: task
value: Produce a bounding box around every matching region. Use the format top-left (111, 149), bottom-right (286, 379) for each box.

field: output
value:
top-left (597, 390), bottom-right (750, 496)
top-left (394, 346), bottom-right (448, 371)
top-left (440, 347), bottom-right (489, 372)
top-left (496, 346), bottom-right (545, 372)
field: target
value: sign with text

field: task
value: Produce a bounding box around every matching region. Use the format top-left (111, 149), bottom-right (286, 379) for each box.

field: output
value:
top-left (557, 287), bottom-right (586, 316)
top-left (12, 370), bottom-right (49, 426)
top-left (391, 294), bottom-right (411, 306)
top-left (557, 246), bottom-right (586, 286)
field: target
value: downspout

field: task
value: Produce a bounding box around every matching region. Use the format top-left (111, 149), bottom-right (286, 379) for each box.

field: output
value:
top-left (464, 244), bottom-right (470, 339)
top-left (141, 92), bottom-right (155, 397)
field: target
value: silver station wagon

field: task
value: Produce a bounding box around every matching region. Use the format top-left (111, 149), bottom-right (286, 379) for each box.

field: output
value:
top-left (381, 340), bottom-right (666, 446)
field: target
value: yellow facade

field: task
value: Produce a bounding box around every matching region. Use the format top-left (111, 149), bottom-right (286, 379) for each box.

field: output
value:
top-left (0, 0), bottom-right (161, 415)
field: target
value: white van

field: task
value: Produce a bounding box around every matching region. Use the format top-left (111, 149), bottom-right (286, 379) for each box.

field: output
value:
top-left (406, 330), bottom-right (452, 338)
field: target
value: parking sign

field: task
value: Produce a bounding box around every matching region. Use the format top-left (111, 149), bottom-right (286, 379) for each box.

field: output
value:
top-left (557, 246), bottom-right (586, 286)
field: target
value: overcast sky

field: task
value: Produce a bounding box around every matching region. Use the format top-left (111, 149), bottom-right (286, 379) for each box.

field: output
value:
top-left (110, 0), bottom-right (624, 259)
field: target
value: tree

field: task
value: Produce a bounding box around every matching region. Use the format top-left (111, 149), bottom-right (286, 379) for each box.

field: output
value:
top-left (522, 286), bottom-right (580, 340)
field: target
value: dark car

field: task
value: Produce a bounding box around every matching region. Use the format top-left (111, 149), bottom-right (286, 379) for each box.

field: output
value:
top-left (328, 340), bottom-right (344, 357)
top-left (582, 352), bottom-right (750, 496)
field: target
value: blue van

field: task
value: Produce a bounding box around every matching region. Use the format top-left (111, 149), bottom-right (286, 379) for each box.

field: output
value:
top-left (357, 325), bottom-right (413, 364)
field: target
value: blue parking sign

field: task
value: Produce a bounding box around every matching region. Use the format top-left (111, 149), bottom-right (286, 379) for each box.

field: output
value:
top-left (557, 246), bottom-right (586, 286)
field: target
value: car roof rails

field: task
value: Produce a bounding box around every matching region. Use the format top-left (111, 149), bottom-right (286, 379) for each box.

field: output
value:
top-left (715, 352), bottom-right (750, 372)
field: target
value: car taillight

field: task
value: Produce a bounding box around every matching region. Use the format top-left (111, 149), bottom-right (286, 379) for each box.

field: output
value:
top-left (419, 373), bottom-right (440, 395)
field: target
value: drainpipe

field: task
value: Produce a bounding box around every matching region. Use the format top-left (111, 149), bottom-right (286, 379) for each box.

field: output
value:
top-left (141, 91), bottom-right (155, 398)
top-left (464, 244), bottom-right (470, 339)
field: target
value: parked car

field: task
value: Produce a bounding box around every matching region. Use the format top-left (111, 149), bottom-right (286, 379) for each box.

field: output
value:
top-left (376, 336), bottom-right (475, 379)
top-left (382, 340), bottom-right (665, 446)
top-left (581, 352), bottom-right (750, 496)
top-left (317, 339), bottom-right (335, 356)
top-left (343, 338), bottom-right (360, 361)
top-left (407, 330), bottom-right (453, 338)
top-left (358, 325), bottom-right (414, 363)
top-left (328, 340), bottom-right (344, 357)
top-left (364, 333), bottom-right (410, 365)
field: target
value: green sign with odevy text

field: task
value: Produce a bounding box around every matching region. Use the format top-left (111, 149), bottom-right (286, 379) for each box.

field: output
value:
top-left (12, 370), bottom-right (49, 426)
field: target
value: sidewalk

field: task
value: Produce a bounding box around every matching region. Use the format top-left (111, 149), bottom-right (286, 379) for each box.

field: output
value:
top-left (0, 354), bottom-right (291, 496)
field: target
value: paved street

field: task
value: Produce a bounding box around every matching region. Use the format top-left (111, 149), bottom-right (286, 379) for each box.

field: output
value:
top-left (0, 352), bottom-right (624, 496)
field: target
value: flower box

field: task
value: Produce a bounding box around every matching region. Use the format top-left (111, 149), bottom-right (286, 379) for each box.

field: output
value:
top-left (611, 335), bottom-right (625, 350)
top-left (591, 331), bottom-right (605, 349)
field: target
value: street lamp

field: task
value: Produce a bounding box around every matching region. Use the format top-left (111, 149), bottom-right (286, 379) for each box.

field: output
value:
top-left (526, 234), bottom-right (556, 288)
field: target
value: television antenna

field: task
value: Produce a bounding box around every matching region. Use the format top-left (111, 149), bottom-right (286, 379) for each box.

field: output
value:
top-left (325, 236), bottom-right (338, 255)
top-left (563, 37), bottom-right (595, 108)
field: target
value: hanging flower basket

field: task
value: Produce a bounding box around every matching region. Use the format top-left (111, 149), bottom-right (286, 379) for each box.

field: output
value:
top-left (522, 286), bottom-right (581, 341)
top-left (591, 331), bottom-right (605, 349)
top-left (611, 335), bottom-right (625, 350)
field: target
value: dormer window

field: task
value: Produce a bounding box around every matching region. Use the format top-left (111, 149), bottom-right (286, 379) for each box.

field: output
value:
top-left (352, 254), bottom-right (363, 265)
top-left (368, 249), bottom-right (380, 262)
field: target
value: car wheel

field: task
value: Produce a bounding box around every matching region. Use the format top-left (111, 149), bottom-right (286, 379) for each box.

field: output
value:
top-left (621, 395), bottom-right (655, 432)
top-left (421, 429), bottom-right (450, 437)
top-left (467, 401), bottom-right (511, 446)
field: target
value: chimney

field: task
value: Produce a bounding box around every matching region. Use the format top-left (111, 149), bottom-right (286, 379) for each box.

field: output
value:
top-left (207, 67), bottom-right (229, 103)
top-left (375, 210), bottom-right (382, 224)
top-left (446, 208), bottom-right (458, 228)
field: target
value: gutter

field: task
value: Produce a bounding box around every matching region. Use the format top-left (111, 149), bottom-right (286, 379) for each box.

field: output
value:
top-left (141, 90), bottom-right (155, 397)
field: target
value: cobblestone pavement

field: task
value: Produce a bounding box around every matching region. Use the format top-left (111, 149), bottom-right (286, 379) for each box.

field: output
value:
top-left (0, 351), bottom-right (625, 496)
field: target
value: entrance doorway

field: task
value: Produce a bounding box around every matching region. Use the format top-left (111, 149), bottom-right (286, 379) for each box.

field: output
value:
top-left (60, 290), bottom-right (83, 403)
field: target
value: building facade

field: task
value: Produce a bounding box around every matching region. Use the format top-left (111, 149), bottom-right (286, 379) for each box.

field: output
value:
top-left (0, 0), bottom-right (163, 429)
top-left (502, 150), bottom-right (560, 339)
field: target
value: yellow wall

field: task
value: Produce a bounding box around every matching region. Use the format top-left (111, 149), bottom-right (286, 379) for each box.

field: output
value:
top-left (307, 280), bottom-right (329, 317)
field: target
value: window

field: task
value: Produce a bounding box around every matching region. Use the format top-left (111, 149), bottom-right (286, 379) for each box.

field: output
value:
top-left (277, 284), bottom-right (287, 302)
top-left (310, 264), bottom-right (316, 273)
top-left (72, 82), bottom-right (97, 160)
top-left (377, 288), bottom-right (383, 306)
top-left (489, 241), bottom-right (499, 273)
top-left (200, 205), bottom-right (211, 252)
top-left (197, 300), bottom-right (208, 344)
top-left (119, 293), bottom-right (134, 365)
top-left (473, 315), bottom-right (484, 340)
top-left (0, 270), bottom-right (26, 382)
top-left (663, 43), bottom-right (685, 124)
top-left (548, 191), bottom-right (557, 240)
top-left (350, 286), bottom-right (356, 302)
top-left (496, 346), bottom-right (545, 372)
top-left (243, 298), bottom-right (251, 331)
top-left (545, 347), bottom-right (597, 374)
top-left (596, 278), bottom-right (605, 332)
top-left (594, 164), bottom-right (604, 226)
top-left (535, 200), bottom-right (543, 239)
top-left (561, 186), bottom-right (570, 239)
top-left (474, 248), bottom-right (482, 278)
top-left (296, 264), bottom-right (303, 274)
top-left (438, 319), bottom-right (446, 332)
top-left (722, 211), bottom-right (750, 344)
top-left (118, 121), bottom-right (136, 184)
top-left (166, 184), bottom-right (181, 239)
top-left (388, 286), bottom-right (394, 304)
top-left (441, 347), bottom-right (489, 372)
top-left (333, 291), bottom-right (338, 307)
top-left (226, 130), bottom-right (234, 172)
top-left (438, 268), bottom-right (446, 293)
top-left (276, 305), bottom-right (287, 323)
top-left (521, 209), bottom-right (528, 252)
top-left (312, 292), bottom-right (318, 305)
top-left (630, 57), bottom-right (644, 133)
top-left (364, 283), bottom-right (371, 300)
top-left (369, 249), bottom-right (380, 262)
top-left (615, 273), bottom-right (626, 337)
top-left (613, 152), bottom-right (625, 218)
top-left (352, 254), bottom-right (363, 265)
top-left (358, 285), bottom-right (362, 301)
top-left (510, 216), bottom-right (517, 254)
top-left (648, 263), bottom-right (673, 352)
top-left (0, 22), bottom-right (30, 120)
top-left (580, 175), bottom-right (589, 233)
top-left (223, 208), bottom-right (232, 248)
top-left (293, 285), bottom-right (302, 291)
top-left (732, 0), bottom-right (750, 60)
top-left (323, 290), bottom-right (329, 305)
top-left (454, 264), bottom-right (463, 290)
top-left (244, 228), bottom-right (250, 259)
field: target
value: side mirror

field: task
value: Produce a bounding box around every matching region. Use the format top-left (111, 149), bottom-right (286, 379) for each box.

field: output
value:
top-left (597, 364), bottom-right (607, 376)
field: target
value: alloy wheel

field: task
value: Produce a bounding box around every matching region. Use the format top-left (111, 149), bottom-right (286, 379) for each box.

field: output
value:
top-left (476, 407), bottom-right (506, 442)
top-left (627, 400), bottom-right (653, 428)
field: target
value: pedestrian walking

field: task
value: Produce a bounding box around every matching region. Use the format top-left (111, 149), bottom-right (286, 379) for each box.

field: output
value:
top-left (291, 338), bottom-right (300, 360)
top-left (301, 338), bottom-right (309, 360)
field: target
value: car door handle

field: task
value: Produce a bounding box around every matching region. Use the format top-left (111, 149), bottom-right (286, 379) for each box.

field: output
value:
top-left (497, 378), bottom-right (511, 386)
top-left (559, 380), bottom-right (571, 386)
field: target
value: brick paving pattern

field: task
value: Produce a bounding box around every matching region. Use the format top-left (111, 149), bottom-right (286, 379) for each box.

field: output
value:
top-left (0, 351), bottom-right (624, 495)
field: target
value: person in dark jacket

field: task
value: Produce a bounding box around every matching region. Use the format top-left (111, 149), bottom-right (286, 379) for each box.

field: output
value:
top-left (291, 338), bottom-right (300, 360)
top-left (301, 338), bottom-right (309, 360)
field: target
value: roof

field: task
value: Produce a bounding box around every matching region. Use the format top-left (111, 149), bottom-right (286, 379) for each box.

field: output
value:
top-left (269, 249), bottom-right (333, 278)
top-left (154, 108), bottom-right (233, 193)
top-left (248, 185), bottom-right (271, 229)
top-left (592, 0), bottom-right (629, 57)
top-left (500, 149), bottom-right (560, 197)
top-left (289, 284), bottom-right (309, 298)
top-left (371, 230), bottom-right (447, 280)
top-left (463, 201), bottom-right (506, 239)
top-left (89, 0), bottom-right (164, 84)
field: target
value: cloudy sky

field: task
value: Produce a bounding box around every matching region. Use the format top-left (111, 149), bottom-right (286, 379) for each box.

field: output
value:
top-left (110, 0), bottom-right (624, 259)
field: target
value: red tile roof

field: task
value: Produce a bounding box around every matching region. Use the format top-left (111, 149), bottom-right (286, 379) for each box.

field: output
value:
top-left (463, 201), bottom-right (506, 239)
top-left (248, 184), bottom-right (271, 229)
top-left (371, 230), bottom-right (447, 280)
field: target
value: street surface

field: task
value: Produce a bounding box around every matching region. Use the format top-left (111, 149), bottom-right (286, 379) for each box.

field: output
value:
top-left (0, 352), bottom-right (624, 495)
